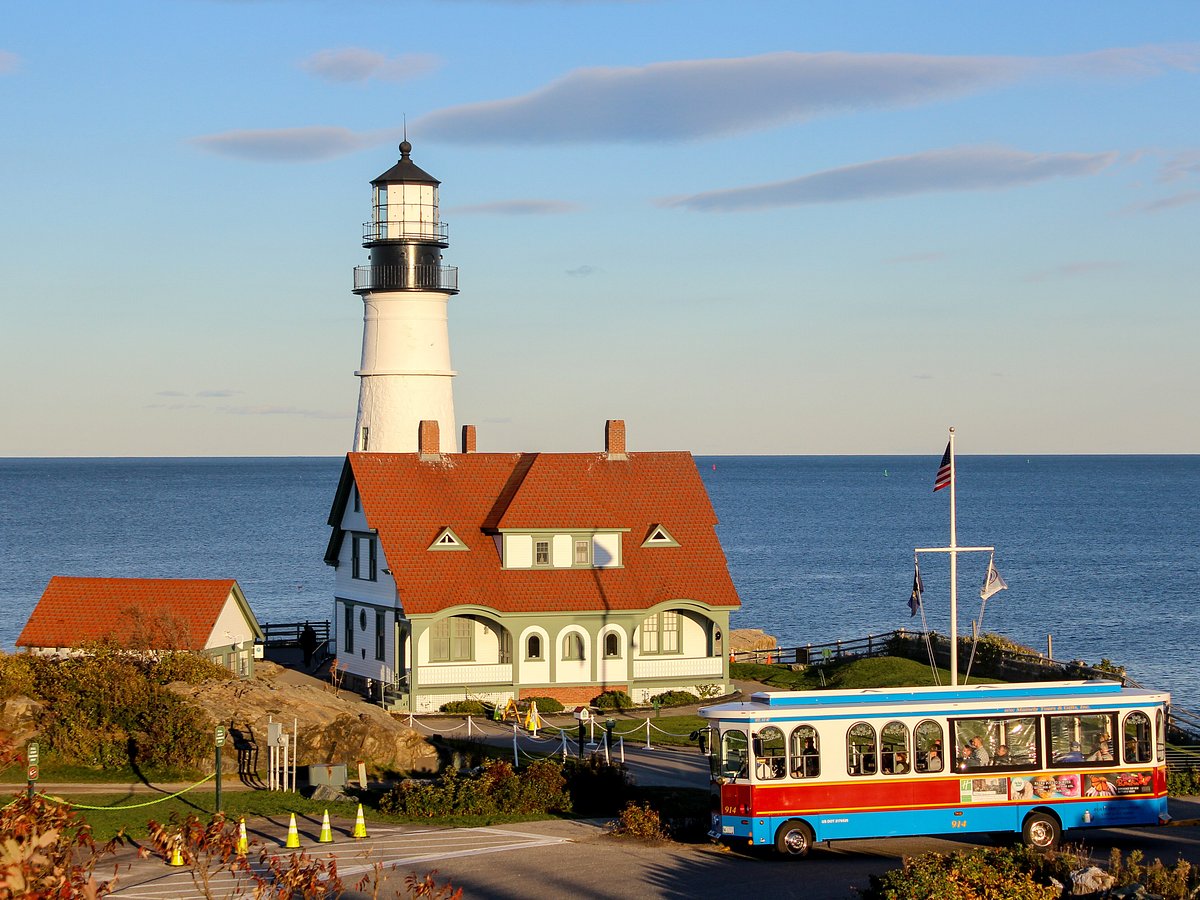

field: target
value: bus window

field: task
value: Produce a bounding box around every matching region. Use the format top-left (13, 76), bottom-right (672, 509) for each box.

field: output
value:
top-left (1156, 710), bottom-right (1166, 762)
top-left (1048, 712), bottom-right (1117, 766)
top-left (914, 720), bottom-right (944, 773)
top-left (881, 721), bottom-right (910, 774)
top-left (790, 725), bottom-right (820, 779)
top-left (754, 726), bottom-right (786, 780)
top-left (952, 716), bottom-right (1039, 770)
top-left (1122, 712), bottom-right (1153, 764)
top-left (721, 729), bottom-right (749, 780)
top-left (847, 722), bottom-right (877, 776)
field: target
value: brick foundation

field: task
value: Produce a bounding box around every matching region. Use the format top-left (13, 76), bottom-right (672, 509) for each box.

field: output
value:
top-left (522, 685), bottom-right (628, 706)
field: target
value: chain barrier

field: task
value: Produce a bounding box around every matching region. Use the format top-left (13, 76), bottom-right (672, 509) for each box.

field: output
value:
top-left (37, 773), bottom-right (217, 810)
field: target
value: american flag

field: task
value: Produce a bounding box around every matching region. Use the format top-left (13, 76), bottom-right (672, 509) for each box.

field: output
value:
top-left (933, 442), bottom-right (952, 492)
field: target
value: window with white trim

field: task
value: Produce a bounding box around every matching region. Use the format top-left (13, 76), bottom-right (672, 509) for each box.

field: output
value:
top-left (534, 539), bottom-right (551, 566)
top-left (603, 632), bottom-right (621, 658)
top-left (640, 611), bottom-right (680, 655)
top-left (526, 634), bottom-right (543, 660)
top-left (343, 603), bottom-right (354, 653)
top-left (351, 534), bottom-right (376, 581)
top-left (562, 632), bottom-right (585, 661)
top-left (430, 617), bottom-right (473, 662)
top-left (574, 540), bottom-right (590, 565)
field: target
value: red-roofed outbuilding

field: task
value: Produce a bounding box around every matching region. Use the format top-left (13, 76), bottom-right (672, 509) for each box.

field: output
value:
top-left (17, 577), bottom-right (265, 677)
top-left (325, 420), bottom-right (740, 712)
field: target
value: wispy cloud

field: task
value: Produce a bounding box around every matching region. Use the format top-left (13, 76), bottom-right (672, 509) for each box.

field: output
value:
top-left (0, 51), bottom-right (19, 74)
top-left (1023, 261), bottom-right (1124, 283)
top-left (658, 146), bottom-right (1118, 212)
top-left (156, 390), bottom-right (187, 398)
top-left (1159, 150), bottom-right (1200, 182)
top-left (449, 199), bottom-right (581, 215)
top-left (416, 46), bottom-right (1200, 144)
top-left (1122, 190), bottom-right (1200, 214)
top-left (189, 126), bottom-right (391, 162)
top-left (196, 389), bottom-right (241, 398)
top-left (145, 402), bottom-right (203, 411)
top-left (300, 48), bottom-right (440, 84)
top-left (885, 251), bottom-right (946, 264)
top-left (220, 405), bottom-right (347, 420)
top-left (566, 265), bottom-right (597, 277)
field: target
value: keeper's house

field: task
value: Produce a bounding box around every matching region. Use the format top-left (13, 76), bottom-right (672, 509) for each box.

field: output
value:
top-left (325, 419), bottom-right (741, 712)
top-left (17, 577), bottom-right (264, 678)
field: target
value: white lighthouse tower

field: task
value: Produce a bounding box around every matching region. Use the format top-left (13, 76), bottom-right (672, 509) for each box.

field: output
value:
top-left (351, 141), bottom-right (458, 453)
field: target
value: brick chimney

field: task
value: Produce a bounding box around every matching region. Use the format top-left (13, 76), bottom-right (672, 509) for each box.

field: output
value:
top-left (461, 424), bottom-right (477, 453)
top-left (604, 419), bottom-right (627, 460)
top-left (418, 420), bottom-right (440, 459)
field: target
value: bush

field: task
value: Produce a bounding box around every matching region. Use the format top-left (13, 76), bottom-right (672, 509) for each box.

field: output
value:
top-left (0, 652), bottom-right (35, 700)
top-left (562, 755), bottom-right (631, 816)
top-left (521, 696), bottom-right (564, 713)
top-left (649, 690), bottom-right (699, 709)
top-left (863, 847), bottom-right (1063, 900)
top-left (1168, 766), bottom-right (1200, 796)
top-left (1108, 847), bottom-right (1199, 899)
top-left (151, 652), bottom-right (234, 686)
top-left (378, 759), bottom-right (570, 818)
top-left (593, 690), bottom-right (633, 710)
top-left (439, 700), bottom-right (487, 715)
top-left (609, 801), bottom-right (668, 842)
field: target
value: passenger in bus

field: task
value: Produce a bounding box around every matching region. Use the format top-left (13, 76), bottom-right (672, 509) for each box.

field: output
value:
top-left (959, 745), bottom-right (978, 770)
top-left (926, 743), bottom-right (944, 772)
top-left (992, 744), bottom-right (1011, 765)
top-left (892, 751), bottom-right (910, 774)
top-left (794, 738), bottom-right (819, 778)
top-left (1057, 741), bottom-right (1086, 763)
top-left (970, 736), bottom-right (991, 766)
top-left (1088, 739), bottom-right (1113, 762)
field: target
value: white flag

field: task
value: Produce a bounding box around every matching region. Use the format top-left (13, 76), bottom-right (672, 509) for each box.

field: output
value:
top-left (981, 556), bottom-right (1008, 600)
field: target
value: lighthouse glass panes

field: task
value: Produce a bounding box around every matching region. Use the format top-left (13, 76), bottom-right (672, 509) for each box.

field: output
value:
top-left (374, 187), bottom-right (388, 239)
top-left (375, 183), bottom-right (438, 241)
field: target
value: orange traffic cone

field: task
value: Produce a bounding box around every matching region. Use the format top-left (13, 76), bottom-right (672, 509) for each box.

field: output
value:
top-left (285, 813), bottom-right (301, 849)
top-left (352, 803), bottom-right (368, 839)
top-left (318, 809), bottom-right (333, 843)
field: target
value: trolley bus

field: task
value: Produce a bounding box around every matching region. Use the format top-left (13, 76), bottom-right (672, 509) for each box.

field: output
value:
top-left (696, 680), bottom-right (1169, 857)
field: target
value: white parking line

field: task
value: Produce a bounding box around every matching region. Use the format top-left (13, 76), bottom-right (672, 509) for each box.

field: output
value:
top-left (110, 825), bottom-right (570, 898)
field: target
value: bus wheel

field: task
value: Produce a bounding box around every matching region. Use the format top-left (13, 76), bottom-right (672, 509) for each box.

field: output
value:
top-left (1021, 812), bottom-right (1061, 851)
top-left (775, 820), bottom-right (814, 858)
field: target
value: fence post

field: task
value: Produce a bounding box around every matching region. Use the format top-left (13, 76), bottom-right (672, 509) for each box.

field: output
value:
top-left (645, 718), bottom-right (653, 751)
top-left (868, 634), bottom-right (873, 654)
top-left (467, 715), bottom-right (473, 737)
top-left (619, 736), bottom-right (625, 764)
top-left (587, 718), bottom-right (597, 749)
top-left (512, 723), bottom-right (519, 768)
top-left (560, 729), bottom-right (568, 760)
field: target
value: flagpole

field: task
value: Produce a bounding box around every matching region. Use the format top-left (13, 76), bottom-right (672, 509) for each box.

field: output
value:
top-left (948, 427), bottom-right (958, 686)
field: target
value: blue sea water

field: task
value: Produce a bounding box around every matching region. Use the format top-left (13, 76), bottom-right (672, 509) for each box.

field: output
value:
top-left (1, 456), bottom-right (1196, 709)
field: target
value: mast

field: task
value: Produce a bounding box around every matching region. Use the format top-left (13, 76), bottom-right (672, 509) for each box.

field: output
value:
top-left (948, 427), bottom-right (958, 685)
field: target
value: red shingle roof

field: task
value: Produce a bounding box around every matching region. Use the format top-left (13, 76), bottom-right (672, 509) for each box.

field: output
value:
top-left (17, 577), bottom-right (250, 650)
top-left (336, 451), bottom-right (741, 616)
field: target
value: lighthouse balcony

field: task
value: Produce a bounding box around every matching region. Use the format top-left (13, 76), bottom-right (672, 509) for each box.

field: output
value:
top-left (362, 221), bottom-right (449, 245)
top-left (353, 264), bottom-right (460, 294)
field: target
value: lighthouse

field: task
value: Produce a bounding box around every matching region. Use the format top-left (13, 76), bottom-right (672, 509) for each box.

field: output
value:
top-left (351, 141), bottom-right (459, 453)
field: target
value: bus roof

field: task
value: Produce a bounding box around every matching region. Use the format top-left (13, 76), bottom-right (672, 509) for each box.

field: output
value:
top-left (699, 680), bottom-right (1170, 720)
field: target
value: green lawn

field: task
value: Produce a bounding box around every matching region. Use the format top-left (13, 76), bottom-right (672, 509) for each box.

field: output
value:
top-left (732, 655), bottom-right (999, 691)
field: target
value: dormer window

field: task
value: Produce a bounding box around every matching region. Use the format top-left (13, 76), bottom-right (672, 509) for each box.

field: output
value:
top-left (574, 540), bottom-right (591, 565)
top-left (641, 524), bottom-right (679, 548)
top-left (428, 527), bottom-right (468, 551)
top-left (534, 539), bottom-right (551, 566)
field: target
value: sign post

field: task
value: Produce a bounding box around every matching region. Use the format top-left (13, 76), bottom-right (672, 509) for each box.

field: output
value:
top-left (26, 741), bottom-right (39, 800)
top-left (215, 725), bottom-right (226, 813)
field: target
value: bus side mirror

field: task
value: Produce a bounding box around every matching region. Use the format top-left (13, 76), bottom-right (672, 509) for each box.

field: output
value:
top-left (691, 728), bottom-right (712, 755)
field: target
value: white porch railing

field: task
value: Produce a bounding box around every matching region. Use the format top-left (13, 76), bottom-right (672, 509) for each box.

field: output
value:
top-left (419, 663), bottom-right (513, 686)
top-left (633, 656), bottom-right (724, 680)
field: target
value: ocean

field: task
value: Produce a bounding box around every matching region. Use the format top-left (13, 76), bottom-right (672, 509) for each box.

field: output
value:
top-left (2, 455), bottom-right (1196, 709)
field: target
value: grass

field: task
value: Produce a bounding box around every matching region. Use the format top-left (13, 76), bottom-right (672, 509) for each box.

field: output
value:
top-left (732, 655), bottom-right (1001, 691)
top-left (0, 760), bottom-right (204, 784)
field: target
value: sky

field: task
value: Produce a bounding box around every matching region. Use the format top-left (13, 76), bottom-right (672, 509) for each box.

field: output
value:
top-left (2, 1), bottom-right (1198, 457)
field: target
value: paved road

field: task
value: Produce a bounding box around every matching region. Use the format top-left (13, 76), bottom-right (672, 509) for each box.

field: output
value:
top-left (104, 798), bottom-right (1200, 899)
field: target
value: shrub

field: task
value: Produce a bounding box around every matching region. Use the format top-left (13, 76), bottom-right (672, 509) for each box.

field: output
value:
top-left (562, 755), bottom-right (631, 816)
top-left (378, 759), bottom-right (570, 818)
top-left (649, 690), bottom-right (699, 709)
top-left (521, 696), bottom-right (564, 713)
top-left (0, 652), bottom-right (35, 700)
top-left (593, 690), bottom-right (633, 710)
top-left (863, 847), bottom-right (1062, 900)
top-left (1168, 766), bottom-right (1200, 796)
top-left (0, 790), bottom-right (119, 896)
top-left (1108, 847), bottom-right (1199, 899)
top-left (439, 700), bottom-right (486, 715)
top-left (152, 653), bottom-right (235, 686)
top-left (609, 801), bottom-right (668, 842)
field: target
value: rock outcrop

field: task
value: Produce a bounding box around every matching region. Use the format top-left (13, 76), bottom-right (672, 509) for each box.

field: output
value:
top-left (729, 628), bottom-right (778, 652)
top-left (168, 662), bottom-right (437, 776)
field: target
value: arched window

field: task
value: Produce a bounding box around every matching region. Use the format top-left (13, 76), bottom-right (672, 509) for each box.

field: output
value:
top-left (1124, 711), bottom-right (1153, 764)
top-left (604, 632), bottom-right (621, 658)
top-left (847, 722), bottom-right (877, 776)
top-left (789, 725), bottom-right (820, 779)
top-left (881, 721), bottom-right (910, 774)
top-left (562, 632), bottom-right (585, 661)
top-left (914, 719), bottom-right (945, 773)
top-left (526, 634), bottom-right (542, 660)
top-left (753, 726), bottom-right (786, 780)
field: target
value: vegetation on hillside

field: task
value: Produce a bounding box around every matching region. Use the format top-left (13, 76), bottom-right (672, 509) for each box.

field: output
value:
top-left (731, 655), bottom-right (984, 691)
top-left (0, 648), bottom-right (229, 774)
